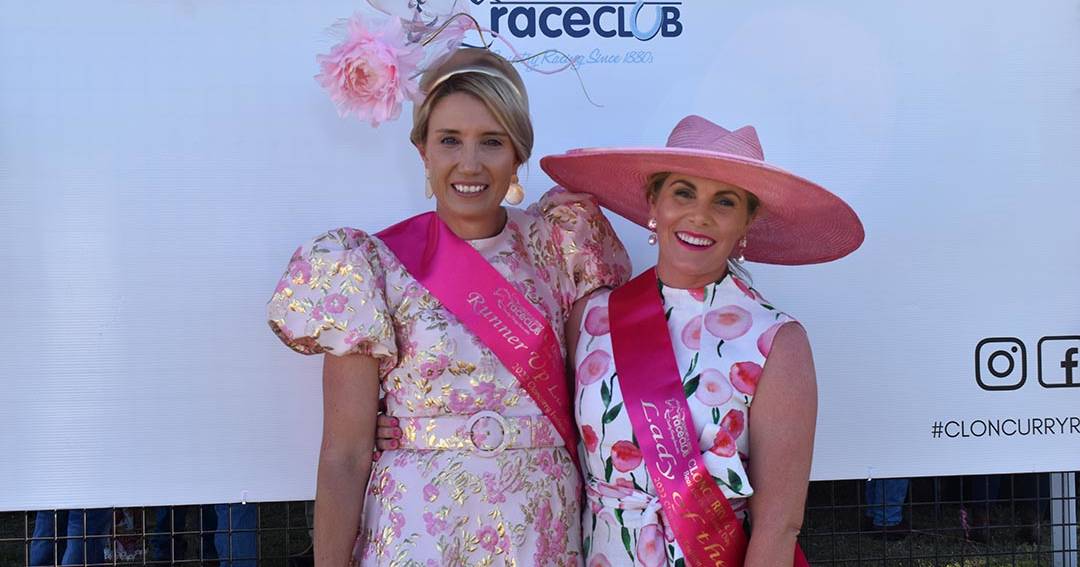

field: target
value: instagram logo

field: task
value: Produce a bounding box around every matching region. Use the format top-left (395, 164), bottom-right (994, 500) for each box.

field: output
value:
top-left (975, 337), bottom-right (1027, 391)
top-left (1037, 336), bottom-right (1080, 388)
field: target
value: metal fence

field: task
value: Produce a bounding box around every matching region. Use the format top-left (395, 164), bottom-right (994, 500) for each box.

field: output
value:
top-left (3, 473), bottom-right (1076, 566)
top-left (801, 472), bottom-right (1078, 567)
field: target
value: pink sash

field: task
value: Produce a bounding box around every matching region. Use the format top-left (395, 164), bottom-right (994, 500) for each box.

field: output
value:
top-left (377, 212), bottom-right (578, 470)
top-left (609, 268), bottom-right (809, 566)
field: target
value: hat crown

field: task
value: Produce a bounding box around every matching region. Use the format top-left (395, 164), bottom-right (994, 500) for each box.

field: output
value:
top-left (665, 115), bottom-right (765, 161)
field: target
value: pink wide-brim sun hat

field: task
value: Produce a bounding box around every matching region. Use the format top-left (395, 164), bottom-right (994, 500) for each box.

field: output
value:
top-left (540, 115), bottom-right (865, 265)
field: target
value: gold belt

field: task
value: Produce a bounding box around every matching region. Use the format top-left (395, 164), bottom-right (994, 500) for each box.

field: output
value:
top-left (397, 411), bottom-right (564, 457)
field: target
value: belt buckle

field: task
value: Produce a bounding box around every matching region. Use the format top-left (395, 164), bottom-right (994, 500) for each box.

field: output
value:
top-left (466, 410), bottom-right (511, 457)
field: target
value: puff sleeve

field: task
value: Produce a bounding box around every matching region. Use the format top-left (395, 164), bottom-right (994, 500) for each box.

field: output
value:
top-left (266, 228), bottom-right (398, 376)
top-left (536, 187), bottom-right (633, 302)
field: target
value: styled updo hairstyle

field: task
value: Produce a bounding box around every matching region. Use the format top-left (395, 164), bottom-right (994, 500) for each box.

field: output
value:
top-left (410, 48), bottom-right (533, 165)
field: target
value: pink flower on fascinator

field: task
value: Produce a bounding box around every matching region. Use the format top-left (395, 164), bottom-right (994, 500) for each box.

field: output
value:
top-left (316, 14), bottom-right (424, 126)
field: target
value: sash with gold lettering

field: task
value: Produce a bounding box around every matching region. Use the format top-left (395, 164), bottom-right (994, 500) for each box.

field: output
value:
top-left (377, 212), bottom-right (578, 470)
top-left (610, 267), bottom-right (809, 566)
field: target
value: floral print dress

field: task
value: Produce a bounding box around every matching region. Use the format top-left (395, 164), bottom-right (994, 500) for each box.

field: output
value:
top-left (574, 273), bottom-right (796, 567)
top-left (267, 188), bottom-right (631, 567)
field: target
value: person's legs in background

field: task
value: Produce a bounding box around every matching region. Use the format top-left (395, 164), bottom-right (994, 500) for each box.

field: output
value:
top-left (214, 503), bottom-right (257, 567)
top-left (58, 509), bottom-right (111, 566)
top-left (29, 510), bottom-right (60, 566)
top-left (864, 478), bottom-right (911, 538)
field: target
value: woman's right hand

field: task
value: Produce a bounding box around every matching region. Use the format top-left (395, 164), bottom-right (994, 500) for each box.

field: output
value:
top-left (374, 414), bottom-right (402, 451)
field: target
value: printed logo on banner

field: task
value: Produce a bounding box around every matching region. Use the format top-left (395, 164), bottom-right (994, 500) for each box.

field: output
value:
top-left (469, 0), bottom-right (684, 40)
top-left (975, 336), bottom-right (1080, 390)
top-left (1037, 336), bottom-right (1080, 388)
top-left (974, 337), bottom-right (1027, 391)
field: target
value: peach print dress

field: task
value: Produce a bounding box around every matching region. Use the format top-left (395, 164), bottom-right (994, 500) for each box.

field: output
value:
top-left (573, 273), bottom-right (796, 566)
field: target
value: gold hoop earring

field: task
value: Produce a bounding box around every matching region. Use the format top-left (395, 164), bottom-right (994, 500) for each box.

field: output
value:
top-left (504, 174), bottom-right (525, 206)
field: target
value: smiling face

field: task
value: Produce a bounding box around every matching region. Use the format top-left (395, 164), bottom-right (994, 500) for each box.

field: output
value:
top-left (417, 91), bottom-right (519, 238)
top-left (649, 173), bottom-right (757, 289)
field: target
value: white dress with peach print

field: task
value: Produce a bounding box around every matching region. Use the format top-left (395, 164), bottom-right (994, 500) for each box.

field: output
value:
top-left (574, 273), bottom-right (796, 567)
top-left (267, 189), bottom-right (631, 567)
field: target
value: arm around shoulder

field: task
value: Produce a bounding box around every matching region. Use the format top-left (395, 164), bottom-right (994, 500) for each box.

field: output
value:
top-left (535, 187), bottom-right (632, 301)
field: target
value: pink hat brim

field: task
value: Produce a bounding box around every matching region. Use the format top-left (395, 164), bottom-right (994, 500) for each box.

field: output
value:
top-left (540, 147), bottom-right (865, 265)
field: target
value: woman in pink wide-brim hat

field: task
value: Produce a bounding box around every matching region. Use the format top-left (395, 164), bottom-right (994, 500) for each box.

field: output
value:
top-left (544, 115), bottom-right (863, 566)
top-left (374, 114), bottom-right (864, 564)
top-left (542, 114), bottom-right (864, 265)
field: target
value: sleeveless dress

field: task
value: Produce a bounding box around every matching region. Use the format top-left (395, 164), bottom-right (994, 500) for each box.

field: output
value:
top-left (267, 188), bottom-right (631, 566)
top-left (573, 273), bottom-right (796, 566)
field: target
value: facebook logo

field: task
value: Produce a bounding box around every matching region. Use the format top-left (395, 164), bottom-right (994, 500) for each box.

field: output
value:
top-left (1037, 336), bottom-right (1080, 388)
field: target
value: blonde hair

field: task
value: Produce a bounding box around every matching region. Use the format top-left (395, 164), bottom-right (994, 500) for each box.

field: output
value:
top-left (410, 49), bottom-right (533, 164)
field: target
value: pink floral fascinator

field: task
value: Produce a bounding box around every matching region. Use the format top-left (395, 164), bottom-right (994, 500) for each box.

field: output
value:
top-left (314, 1), bottom-right (476, 126)
top-left (314, 1), bottom-right (595, 127)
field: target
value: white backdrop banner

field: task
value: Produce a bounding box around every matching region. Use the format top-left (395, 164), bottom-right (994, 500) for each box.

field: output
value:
top-left (2, 0), bottom-right (1079, 510)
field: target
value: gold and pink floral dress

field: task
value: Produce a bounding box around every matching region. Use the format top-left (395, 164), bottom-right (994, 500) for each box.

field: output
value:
top-left (267, 188), bottom-right (630, 566)
top-left (573, 274), bottom-right (796, 567)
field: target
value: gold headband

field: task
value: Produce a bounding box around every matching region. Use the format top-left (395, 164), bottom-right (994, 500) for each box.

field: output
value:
top-left (425, 65), bottom-right (524, 98)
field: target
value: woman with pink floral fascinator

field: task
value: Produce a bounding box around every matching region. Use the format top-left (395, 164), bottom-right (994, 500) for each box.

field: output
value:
top-left (266, 2), bottom-right (630, 565)
top-left (540, 115), bottom-right (863, 566)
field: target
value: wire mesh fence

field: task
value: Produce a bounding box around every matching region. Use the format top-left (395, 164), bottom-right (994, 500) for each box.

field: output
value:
top-left (801, 472), bottom-right (1078, 566)
top-left (3, 473), bottom-right (1076, 566)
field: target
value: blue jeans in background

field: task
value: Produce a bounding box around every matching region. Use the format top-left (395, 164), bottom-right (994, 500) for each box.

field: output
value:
top-left (215, 503), bottom-right (257, 567)
top-left (865, 478), bottom-right (909, 527)
top-left (29, 509), bottom-right (111, 566)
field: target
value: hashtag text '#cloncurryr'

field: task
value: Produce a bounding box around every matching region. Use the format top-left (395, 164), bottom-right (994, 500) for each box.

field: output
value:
top-left (932, 417), bottom-right (1080, 438)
